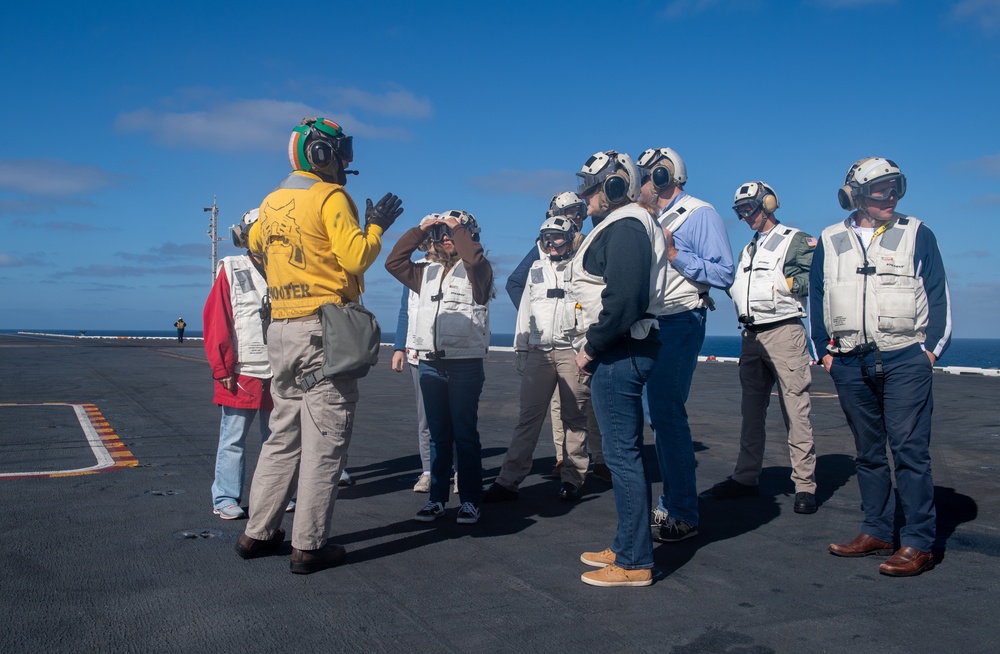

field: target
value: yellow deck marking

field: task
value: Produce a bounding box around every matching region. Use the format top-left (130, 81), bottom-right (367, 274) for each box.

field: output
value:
top-left (0, 403), bottom-right (138, 479)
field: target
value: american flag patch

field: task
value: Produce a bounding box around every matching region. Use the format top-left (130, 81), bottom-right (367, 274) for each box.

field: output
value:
top-left (806, 237), bottom-right (818, 247)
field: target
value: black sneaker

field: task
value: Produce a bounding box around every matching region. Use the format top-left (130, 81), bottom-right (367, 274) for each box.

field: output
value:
top-left (699, 477), bottom-right (759, 500)
top-left (414, 501), bottom-right (445, 522)
top-left (456, 502), bottom-right (480, 524)
top-left (482, 482), bottom-right (519, 503)
top-left (653, 517), bottom-right (698, 543)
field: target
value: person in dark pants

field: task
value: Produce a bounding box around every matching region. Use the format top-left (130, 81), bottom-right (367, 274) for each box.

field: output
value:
top-left (811, 157), bottom-right (952, 577)
top-left (174, 317), bottom-right (186, 342)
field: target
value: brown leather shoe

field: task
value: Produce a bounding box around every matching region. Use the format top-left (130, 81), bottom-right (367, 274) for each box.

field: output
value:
top-left (879, 546), bottom-right (935, 577)
top-left (235, 528), bottom-right (285, 559)
top-left (828, 533), bottom-right (893, 557)
top-left (290, 542), bottom-right (347, 575)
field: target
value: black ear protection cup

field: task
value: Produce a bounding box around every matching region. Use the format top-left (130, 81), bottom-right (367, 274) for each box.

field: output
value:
top-left (604, 174), bottom-right (628, 203)
top-left (306, 138), bottom-right (334, 170)
top-left (651, 163), bottom-right (673, 190)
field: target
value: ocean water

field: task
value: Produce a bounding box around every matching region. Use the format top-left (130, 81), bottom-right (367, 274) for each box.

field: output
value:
top-left (5, 330), bottom-right (998, 370)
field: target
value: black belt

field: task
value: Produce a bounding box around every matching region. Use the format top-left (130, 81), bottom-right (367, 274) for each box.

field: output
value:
top-left (742, 316), bottom-right (801, 333)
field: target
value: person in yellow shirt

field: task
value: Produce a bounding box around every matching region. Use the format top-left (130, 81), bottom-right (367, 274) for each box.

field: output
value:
top-left (235, 117), bottom-right (402, 574)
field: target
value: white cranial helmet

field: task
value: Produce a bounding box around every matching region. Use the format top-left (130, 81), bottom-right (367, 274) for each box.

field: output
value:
top-left (576, 151), bottom-right (641, 206)
top-left (231, 208), bottom-right (260, 248)
top-left (732, 181), bottom-right (779, 219)
top-left (838, 157), bottom-right (907, 210)
top-left (637, 147), bottom-right (687, 190)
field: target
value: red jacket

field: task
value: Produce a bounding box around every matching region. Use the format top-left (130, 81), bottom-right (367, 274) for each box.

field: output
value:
top-left (202, 263), bottom-right (274, 410)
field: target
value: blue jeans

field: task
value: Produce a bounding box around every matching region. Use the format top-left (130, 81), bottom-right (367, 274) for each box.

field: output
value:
top-left (212, 405), bottom-right (271, 509)
top-left (419, 359), bottom-right (485, 505)
top-left (645, 309), bottom-right (706, 526)
top-left (590, 339), bottom-right (657, 570)
top-left (829, 347), bottom-right (936, 551)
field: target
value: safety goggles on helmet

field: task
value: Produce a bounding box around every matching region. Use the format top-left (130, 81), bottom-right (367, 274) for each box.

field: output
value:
top-left (427, 223), bottom-right (453, 242)
top-left (733, 202), bottom-right (761, 220)
top-left (861, 175), bottom-right (905, 201)
top-left (540, 230), bottom-right (570, 250)
top-left (311, 119), bottom-right (353, 160)
top-left (576, 152), bottom-right (614, 196)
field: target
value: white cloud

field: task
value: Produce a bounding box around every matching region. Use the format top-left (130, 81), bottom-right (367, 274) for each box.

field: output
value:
top-left (0, 252), bottom-right (44, 267)
top-left (951, 0), bottom-right (1000, 33)
top-left (325, 84), bottom-right (433, 119)
top-left (956, 153), bottom-right (1000, 176)
top-left (115, 86), bottom-right (430, 151)
top-left (0, 159), bottom-right (118, 196)
top-left (467, 169), bottom-right (578, 199)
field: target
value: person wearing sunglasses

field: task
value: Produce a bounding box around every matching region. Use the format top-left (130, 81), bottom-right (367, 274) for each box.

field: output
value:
top-left (484, 214), bottom-right (592, 504)
top-left (386, 210), bottom-right (494, 526)
top-left (236, 117), bottom-right (402, 575)
top-left (636, 147), bottom-right (735, 546)
top-left (700, 182), bottom-right (818, 515)
top-left (811, 157), bottom-right (952, 577)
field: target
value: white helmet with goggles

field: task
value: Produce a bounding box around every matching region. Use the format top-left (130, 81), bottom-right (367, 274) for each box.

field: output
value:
top-left (838, 157), bottom-right (907, 210)
top-left (288, 117), bottom-right (354, 182)
top-left (230, 208), bottom-right (260, 249)
top-left (547, 191), bottom-right (587, 224)
top-left (732, 181), bottom-right (779, 220)
top-left (435, 209), bottom-right (481, 242)
top-left (539, 214), bottom-right (577, 261)
top-left (576, 150), bottom-right (641, 208)
top-left (637, 147), bottom-right (687, 191)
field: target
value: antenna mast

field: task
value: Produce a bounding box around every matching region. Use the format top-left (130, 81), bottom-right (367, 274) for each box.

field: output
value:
top-left (203, 195), bottom-right (224, 283)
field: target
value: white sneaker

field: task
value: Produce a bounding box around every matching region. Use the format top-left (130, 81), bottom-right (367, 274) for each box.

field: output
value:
top-left (413, 473), bottom-right (431, 493)
top-left (213, 504), bottom-right (246, 520)
top-left (338, 469), bottom-right (354, 487)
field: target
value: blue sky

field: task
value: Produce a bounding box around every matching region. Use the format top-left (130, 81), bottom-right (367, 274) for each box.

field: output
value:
top-left (2, 0), bottom-right (998, 339)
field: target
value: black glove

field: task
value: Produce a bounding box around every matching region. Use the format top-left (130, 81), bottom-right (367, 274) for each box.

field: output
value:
top-left (365, 192), bottom-right (403, 231)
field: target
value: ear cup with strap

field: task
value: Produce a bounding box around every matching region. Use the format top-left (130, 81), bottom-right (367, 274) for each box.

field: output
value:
top-left (604, 174), bottom-right (628, 203)
top-left (651, 164), bottom-right (673, 190)
top-left (761, 191), bottom-right (778, 214)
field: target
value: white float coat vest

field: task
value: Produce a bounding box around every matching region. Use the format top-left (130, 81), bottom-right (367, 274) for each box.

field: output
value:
top-left (410, 259), bottom-right (490, 360)
top-left (730, 226), bottom-right (807, 326)
top-left (565, 204), bottom-right (668, 350)
top-left (658, 195), bottom-right (714, 314)
top-left (219, 255), bottom-right (271, 378)
top-left (515, 245), bottom-right (575, 352)
top-left (821, 214), bottom-right (928, 354)
top-left (402, 258), bottom-right (428, 366)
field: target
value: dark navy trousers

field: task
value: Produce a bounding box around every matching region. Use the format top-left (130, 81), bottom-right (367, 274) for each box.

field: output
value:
top-left (829, 346), bottom-right (936, 551)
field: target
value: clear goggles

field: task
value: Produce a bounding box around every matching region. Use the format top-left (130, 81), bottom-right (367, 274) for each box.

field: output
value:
top-left (733, 201), bottom-right (761, 220)
top-left (427, 223), bottom-right (453, 242)
top-left (540, 230), bottom-right (570, 249)
top-left (861, 175), bottom-right (905, 201)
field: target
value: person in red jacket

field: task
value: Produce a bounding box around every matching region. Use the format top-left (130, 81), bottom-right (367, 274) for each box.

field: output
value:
top-left (203, 209), bottom-right (278, 520)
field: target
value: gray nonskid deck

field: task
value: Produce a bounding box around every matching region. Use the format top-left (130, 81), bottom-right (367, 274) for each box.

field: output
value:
top-left (0, 334), bottom-right (997, 654)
